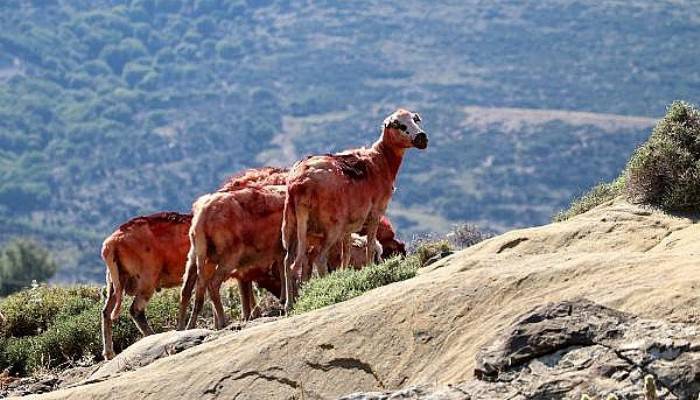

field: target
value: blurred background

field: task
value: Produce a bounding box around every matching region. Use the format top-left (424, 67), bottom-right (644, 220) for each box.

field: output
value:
top-left (0, 0), bottom-right (698, 283)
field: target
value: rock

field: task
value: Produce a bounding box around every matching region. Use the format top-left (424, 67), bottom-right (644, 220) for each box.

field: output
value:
top-left (474, 299), bottom-right (630, 380)
top-left (26, 199), bottom-right (700, 399)
top-left (1, 376), bottom-right (59, 398)
top-left (339, 385), bottom-right (433, 399)
top-left (345, 300), bottom-right (700, 399)
top-left (89, 329), bottom-right (213, 380)
top-left (424, 250), bottom-right (453, 266)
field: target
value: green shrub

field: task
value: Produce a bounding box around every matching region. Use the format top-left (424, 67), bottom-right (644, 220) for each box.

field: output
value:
top-left (555, 101), bottom-right (700, 221)
top-left (0, 285), bottom-right (97, 337)
top-left (292, 256), bottom-right (419, 315)
top-left (413, 240), bottom-right (453, 267)
top-left (0, 285), bottom-right (222, 375)
top-left (0, 238), bottom-right (58, 296)
top-left (554, 176), bottom-right (625, 222)
top-left (626, 101), bottom-right (700, 209)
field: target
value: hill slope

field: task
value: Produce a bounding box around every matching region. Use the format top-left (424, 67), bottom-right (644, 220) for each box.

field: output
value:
top-left (29, 198), bottom-right (700, 399)
top-left (2, 0), bottom-right (699, 281)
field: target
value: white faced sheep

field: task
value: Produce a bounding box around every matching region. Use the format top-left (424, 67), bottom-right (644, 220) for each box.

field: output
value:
top-left (282, 109), bottom-right (428, 307)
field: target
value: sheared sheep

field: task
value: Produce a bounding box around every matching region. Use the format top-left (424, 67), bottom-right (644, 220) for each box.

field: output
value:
top-left (101, 167), bottom-right (287, 359)
top-left (177, 185), bottom-right (288, 329)
top-left (282, 109), bottom-right (427, 307)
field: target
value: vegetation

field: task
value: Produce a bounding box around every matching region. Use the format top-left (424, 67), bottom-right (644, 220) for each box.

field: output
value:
top-left (0, 222), bottom-right (489, 376)
top-left (580, 374), bottom-right (661, 400)
top-left (1, 0), bottom-right (697, 282)
top-left (554, 177), bottom-right (625, 222)
top-left (0, 284), bottom-right (246, 376)
top-left (556, 101), bottom-right (700, 221)
top-left (292, 256), bottom-right (420, 315)
top-left (0, 239), bottom-right (56, 296)
top-left (626, 101), bottom-right (700, 209)
top-left (293, 226), bottom-right (489, 314)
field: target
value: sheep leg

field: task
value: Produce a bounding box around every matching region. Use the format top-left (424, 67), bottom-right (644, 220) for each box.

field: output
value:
top-left (288, 206), bottom-right (309, 308)
top-left (187, 257), bottom-right (216, 329)
top-left (208, 275), bottom-right (227, 329)
top-left (272, 260), bottom-right (286, 306)
top-left (340, 234), bottom-right (352, 269)
top-left (282, 197), bottom-right (298, 311)
top-left (249, 284), bottom-right (262, 319)
top-left (282, 241), bottom-right (295, 310)
top-left (373, 240), bottom-right (384, 264)
top-left (129, 293), bottom-right (155, 336)
top-left (238, 280), bottom-right (254, 321)
top-left (364, 214), bottom-right (381, 265)
top-left (177, 247), bottom-right (198, 331)
top-left (101, 282), bottom-right (117, 360)
top-left (187, 277), bottom-right (208, 330)
top-left (314, 240), bottom-right (336, 278)
top-left (315, 227), bottom-right (343, 277)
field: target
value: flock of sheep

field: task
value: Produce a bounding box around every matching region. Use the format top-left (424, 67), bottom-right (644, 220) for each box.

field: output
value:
top-left (99, 109), bottom-right (429, 359)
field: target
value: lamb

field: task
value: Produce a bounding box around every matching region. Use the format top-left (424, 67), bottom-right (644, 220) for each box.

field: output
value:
top-left (327, 233), bottom-right (383, 270)
top-left (100, 167), bottom-right (287, 359)
top-left (282, 109), bottom-right (427, 307)
top-left (371, 216), bottom-right (406, 259)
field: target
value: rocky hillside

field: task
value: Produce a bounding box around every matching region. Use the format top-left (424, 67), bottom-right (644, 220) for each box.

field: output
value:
top-left (4, 0), bottom-right (700, 281)
top-left (23, 198), bottom-right (700, 399)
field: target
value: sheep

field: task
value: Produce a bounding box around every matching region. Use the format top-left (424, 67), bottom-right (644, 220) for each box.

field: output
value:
top-left (371, 216), bottom-right (406, 259)
top-left (177, 194), bottom-right (395, 329)
top-left (101, 167), bottom-right (287, 360)
top-left (177, 185), bottom-right (288, 329)
top-left (100, 211), bottom-right (192, 360)
top-left (218, 166), bottom-right (288, 192)
top-left (282, 109), bottom-right (427, 307)
top-left (328, 233), bottom-right (383, 270)
top-left (326, 217), bottom-right (405, 270)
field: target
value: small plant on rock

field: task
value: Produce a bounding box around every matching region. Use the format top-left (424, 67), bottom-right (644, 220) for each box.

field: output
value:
top-left (643, 374), bottom-right (658, 400)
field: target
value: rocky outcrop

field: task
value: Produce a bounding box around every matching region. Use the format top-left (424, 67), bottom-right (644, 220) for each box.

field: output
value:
top-left (342, 299), bottom-right (700, 399)
top-left (90, 329), bottom-right (214, 380)
top-left (26, 199), bottom-right (700, 400)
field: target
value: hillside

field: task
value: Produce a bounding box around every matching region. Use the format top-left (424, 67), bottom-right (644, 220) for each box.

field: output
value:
top-left (25, 198), bottom-right (700, 399)
top-left (2, 1), bottom-right (699, 281)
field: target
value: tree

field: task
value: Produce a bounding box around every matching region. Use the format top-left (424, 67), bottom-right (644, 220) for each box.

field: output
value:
top-left (0, 239), bottom-right (57, 296)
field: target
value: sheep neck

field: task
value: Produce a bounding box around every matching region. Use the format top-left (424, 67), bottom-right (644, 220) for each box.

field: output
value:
top-left (372, 133), bottom-right (406, 183)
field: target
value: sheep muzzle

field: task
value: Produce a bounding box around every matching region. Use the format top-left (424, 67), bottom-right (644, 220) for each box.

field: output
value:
top-left (412, 132), bottom-right (428, 149)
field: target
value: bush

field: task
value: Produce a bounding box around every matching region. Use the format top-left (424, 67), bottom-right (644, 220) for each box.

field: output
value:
top-left (557, 101), bottom-right (700, 222)
top-left (0, 238), bottom-right (57, 296)
top-left (412, 240), bottom-right (453, 267)
top-left (626, 101), bottom-right (700, 209)
top-left (0, 286), bottom-right (104, 374)
top-left (99, 38), bottom-right (148, 74)
top-left (446, 224), bottom-right (493, 249)
top-left (292, 256), bottom-right (420, 315)
top-left (0, 285), bottom-right (97, 338)
top-left (0, 285), bottom-right (237, 375)
top-left (554, 176), bottom-right (625, 222)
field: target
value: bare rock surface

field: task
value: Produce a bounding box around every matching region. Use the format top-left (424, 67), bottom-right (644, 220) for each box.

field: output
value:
top-left (24, 198), bottom-right (700, 399)
top-left (90, 329), bottom-right (213, 380)
top-left (342, 299), bottom-right (700, 399)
